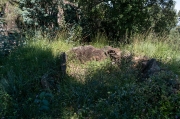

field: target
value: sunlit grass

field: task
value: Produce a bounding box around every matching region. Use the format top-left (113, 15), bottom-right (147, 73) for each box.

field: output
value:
top-left (122, 32), bottom-right (180, 75)
top-left (91, 33), bottom-right (109, 48)
top-left (0, 30), bottom-right (180, 118)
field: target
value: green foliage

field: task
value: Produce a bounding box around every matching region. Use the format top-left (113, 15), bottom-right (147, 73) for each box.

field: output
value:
top-left (74, 0), bottom-right (177, 42)
top-left (66, 23), bottom-right (82, 43)
top-left (0, 0), bottom-right (179, 118)
top-left (19, 0), bottom-right (59, 36)
top-left (2, 0), bottom-right (176, 43)
top-left (0, 39), bottom-right (67, 118)
top-left (34, 91), bottom-right (53, 112)
top-left (148, 1), bottom-right (177, 34)
top-left (178, 10), bottom-right (180, 17)
top-left (0, 31), bottom-right (180, 118)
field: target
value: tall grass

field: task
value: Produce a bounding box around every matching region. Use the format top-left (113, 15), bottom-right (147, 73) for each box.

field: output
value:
top-left (91, 33), bottom-right (109, 48)
top-left (123, 32), bottom-right (180, 75)
top-left (0, 30), bottom-right (180, 118)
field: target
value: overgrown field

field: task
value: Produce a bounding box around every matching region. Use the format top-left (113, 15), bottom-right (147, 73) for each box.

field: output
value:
top-left (0, 31), bottom-right (180, 118)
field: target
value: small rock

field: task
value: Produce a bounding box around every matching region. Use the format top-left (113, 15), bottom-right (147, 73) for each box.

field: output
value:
top-left (41, 74), bottom-right (50, 89)
top-left (106, 47), bottom-right (122, 63)
top-left (141, 58), bottom-right (161, 78)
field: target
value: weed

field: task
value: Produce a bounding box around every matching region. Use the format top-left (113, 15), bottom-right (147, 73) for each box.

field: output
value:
top-left (0, 31), bottom-right (180, 118)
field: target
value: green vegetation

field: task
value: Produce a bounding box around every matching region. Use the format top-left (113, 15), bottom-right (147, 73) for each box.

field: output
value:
top-left (0, 31), bottom-right (180, 118)
top-left (1, 0), bottom-right (178, 42)
top-left (0, 0), bottom-right (180, 118)
top-left (73, 0), bottom-right (177, 41)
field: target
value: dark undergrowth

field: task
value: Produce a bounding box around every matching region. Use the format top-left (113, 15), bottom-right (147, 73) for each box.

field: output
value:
top-left (0, 32), bottom-right (180, 118)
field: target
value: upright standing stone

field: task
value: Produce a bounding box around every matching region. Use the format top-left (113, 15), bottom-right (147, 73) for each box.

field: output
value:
top-left (59, 52), bottom-right (67, 78)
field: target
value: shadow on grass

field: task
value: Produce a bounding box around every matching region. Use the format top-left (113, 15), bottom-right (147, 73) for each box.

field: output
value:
top-left (0, 44), bottom-right (180, 119)
top-left (0, 32), bottom-right (25, 57)
top-left (58, 57), bottom-right (180, 118)
top-left (0, 44), bottom-right (67, 118)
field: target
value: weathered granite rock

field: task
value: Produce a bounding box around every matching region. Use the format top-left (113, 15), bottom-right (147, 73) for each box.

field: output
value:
top-left (141, 58), bottom-right (161, 78)
top-left (68, 45), bottom-right (125, 64)
top-left (68, 45), bottom-right (106, 63)
top-left (103, 46), bottom-right (122, 63)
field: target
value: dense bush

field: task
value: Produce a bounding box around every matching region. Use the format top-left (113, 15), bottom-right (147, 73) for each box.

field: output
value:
top-left (1, 0), bottom-right (176, 43)
top-left (76, 0), bottom-right (177, 42)
top-left (19, 0), bottom-right (59, 36)
top-left (0, 32), bottom-right (179, 118)
top-left (0, 0), bottom-right (179, 118)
